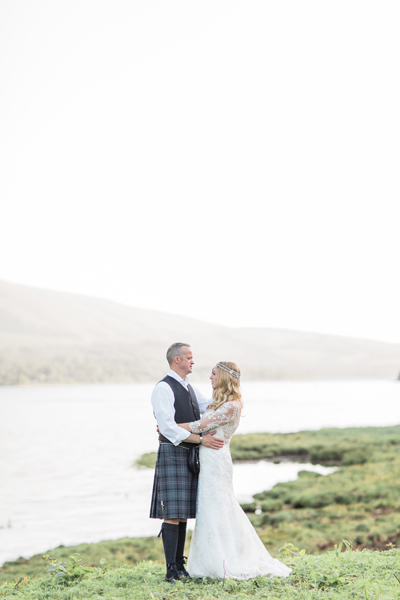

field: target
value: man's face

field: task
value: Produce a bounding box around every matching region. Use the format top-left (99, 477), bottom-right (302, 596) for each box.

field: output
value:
top-left (178, 347), bottom-right (194, 375)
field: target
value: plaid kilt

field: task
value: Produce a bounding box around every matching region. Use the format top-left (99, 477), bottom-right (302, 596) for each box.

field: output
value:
top-left (149, 443), bottom-right (199, 519)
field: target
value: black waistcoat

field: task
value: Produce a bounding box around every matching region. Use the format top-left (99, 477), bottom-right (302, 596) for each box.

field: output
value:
top-left (158, 375), bottom-right (200, 445)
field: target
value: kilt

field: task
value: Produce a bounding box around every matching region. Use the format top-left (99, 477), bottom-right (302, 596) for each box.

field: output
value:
top-left (149, 443), bottom-right (199, 520)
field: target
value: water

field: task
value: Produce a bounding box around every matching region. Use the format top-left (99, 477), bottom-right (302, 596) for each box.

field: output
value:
top-left (1, 379), bottom-right (399, 565)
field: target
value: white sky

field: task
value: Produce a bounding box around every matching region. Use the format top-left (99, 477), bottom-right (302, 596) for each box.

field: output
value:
top-left (1, 1), bottom-right (399, 343)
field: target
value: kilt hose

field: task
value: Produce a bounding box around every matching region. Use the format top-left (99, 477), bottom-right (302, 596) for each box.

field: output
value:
top-left (150, 443), bottom-right (199, 520)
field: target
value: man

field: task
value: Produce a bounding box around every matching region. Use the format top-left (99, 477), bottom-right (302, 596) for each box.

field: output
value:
top-left (150, 342), bottom-right (223, 582)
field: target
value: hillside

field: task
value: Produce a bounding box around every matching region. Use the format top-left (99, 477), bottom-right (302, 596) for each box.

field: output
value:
top-left (1, 280), bottom-right (400, 384)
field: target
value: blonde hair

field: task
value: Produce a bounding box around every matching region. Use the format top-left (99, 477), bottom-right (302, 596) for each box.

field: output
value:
top-left (208, 361), bottom-right (243, 410)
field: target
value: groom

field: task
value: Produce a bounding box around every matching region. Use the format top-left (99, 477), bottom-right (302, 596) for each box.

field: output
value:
top-left (149, 342), bottom-right (223, 581)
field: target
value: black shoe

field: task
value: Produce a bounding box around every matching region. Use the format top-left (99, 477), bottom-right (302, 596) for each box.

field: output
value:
top-left (165, 563), bottom-right (181, 583)
top-left (176, 556), bottom-right (190, 578)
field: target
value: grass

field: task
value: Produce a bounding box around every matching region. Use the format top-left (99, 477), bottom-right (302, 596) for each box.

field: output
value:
top-left (136, 453), bottom-right (158, 468)
top-left (0, 538), bottom-right (167, 587)
top-left (1, 547), bottom-right (400, 599)
top-left (229, 425), bottom-right (400, 464)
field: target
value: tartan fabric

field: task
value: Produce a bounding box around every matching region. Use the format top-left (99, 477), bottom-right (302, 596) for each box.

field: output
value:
top-left (150, 443), bottom-right (199, 519)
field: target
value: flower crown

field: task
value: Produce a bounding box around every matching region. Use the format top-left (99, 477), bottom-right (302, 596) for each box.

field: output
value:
top-left (217, 362), bottom-right (240, 379)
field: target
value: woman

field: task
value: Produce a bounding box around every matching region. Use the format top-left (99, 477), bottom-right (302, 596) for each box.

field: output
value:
top-left (178, 361), bottom-right (291, 580)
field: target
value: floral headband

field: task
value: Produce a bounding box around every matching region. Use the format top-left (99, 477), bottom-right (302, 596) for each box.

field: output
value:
top-left (217, 362), bottom-right (240, 379)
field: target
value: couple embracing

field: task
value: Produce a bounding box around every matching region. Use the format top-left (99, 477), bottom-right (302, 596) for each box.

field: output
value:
top-left (150, 342), bottom-right (291, 582)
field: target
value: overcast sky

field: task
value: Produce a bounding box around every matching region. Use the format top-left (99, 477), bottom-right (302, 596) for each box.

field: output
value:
top-left (1, 1), bottom-right (399, 343)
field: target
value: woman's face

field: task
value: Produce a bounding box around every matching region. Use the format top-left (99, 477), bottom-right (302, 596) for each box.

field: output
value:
top-left (210, 365), bottom-right (218, 390)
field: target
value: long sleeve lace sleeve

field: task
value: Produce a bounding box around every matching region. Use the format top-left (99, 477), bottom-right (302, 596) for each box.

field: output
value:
top-left (189, 401), bottom-right (240, 434)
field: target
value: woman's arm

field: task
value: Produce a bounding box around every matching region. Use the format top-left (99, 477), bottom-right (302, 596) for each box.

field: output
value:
top-left (175, 422), bottom-right (225, 448)
top-left (180, 402), bottom-right (240, 434)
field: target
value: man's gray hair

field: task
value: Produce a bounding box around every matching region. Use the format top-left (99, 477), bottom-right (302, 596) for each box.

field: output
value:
top-left (166, 342), bottom-right (191, 365)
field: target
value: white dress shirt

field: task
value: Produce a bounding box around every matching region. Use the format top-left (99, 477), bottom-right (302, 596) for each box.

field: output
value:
top-left (151, 369), bottom-right (211, 446)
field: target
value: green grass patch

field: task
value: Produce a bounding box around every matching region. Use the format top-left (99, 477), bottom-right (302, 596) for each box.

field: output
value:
top-left (2, 548), bottom-right (400, 599)
top-left (229, 424), bottom-right (400, 464)
top-left (0, 537), bottom-right (166, 587)
top-left (136, 452), bottom-right (157, 468)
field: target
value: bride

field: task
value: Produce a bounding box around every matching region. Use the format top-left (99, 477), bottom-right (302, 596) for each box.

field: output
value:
top-left (178, 361), bottom-right (292, 580)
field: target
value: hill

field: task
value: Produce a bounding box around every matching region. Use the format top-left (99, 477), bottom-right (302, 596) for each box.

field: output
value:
top-left (1, 280), bottom-right (400, 384)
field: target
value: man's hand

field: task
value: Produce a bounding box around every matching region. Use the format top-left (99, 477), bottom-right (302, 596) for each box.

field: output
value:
top-left (201, 431), bottom-right (224, 450)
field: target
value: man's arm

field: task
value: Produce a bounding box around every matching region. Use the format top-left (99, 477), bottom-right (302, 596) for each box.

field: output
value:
top-left (184, 429), bottom-right (224, 449)
top-left (199, 432), bottom-right (224, 449)
top-left (151, 383), bottom-right (192, 446)
top-left (155, 423), bottom-right (223, 449)
top-left (179, 431), bottom-right (223, 449)
top-left (177, 422), bottom-right (225, 449)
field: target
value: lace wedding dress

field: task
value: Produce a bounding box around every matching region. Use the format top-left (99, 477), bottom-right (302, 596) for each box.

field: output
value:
top-left (187, 400), bottom-right (292, 580)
